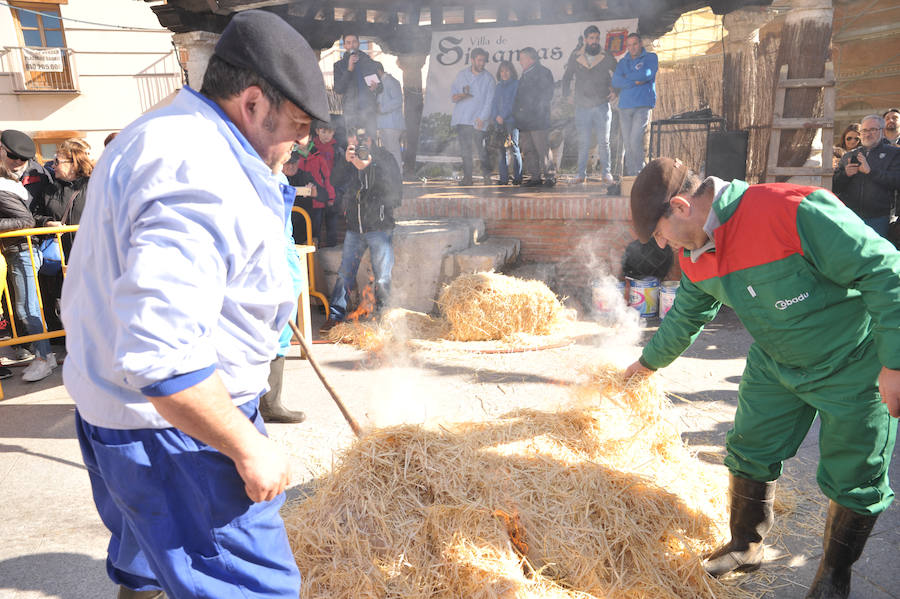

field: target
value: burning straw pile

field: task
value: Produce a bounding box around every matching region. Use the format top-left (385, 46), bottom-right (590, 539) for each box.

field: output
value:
top-left (282, 366), bottom-right (746, 599)
top-left (328, 272), bottom-right (566, 349)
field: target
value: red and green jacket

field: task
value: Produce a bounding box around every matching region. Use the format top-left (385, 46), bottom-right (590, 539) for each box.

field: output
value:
top-left (641, 180), bottom-right (900, 372)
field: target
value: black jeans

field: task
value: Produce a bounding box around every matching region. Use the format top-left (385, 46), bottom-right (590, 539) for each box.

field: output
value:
top-left (455, 124), bottom-right (490, 182)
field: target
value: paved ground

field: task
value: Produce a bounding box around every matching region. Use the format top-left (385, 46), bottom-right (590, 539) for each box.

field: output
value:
top-left (0, 307), bottom-right (897, 598)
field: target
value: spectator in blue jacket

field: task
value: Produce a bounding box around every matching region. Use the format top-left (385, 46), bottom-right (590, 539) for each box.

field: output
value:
top-left (374, 62), bottom-right (405, 177)
top-left (612, 33), bottom-right (658, 176)
top-left (490, 60), bottom-right (522, 185)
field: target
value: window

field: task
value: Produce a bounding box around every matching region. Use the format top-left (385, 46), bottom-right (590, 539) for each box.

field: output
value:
top-left (9, 1), bottom-right (75, 91)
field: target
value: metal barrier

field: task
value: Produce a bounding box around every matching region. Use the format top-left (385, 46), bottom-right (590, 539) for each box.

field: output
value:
top-left (291, 206), bottom-right (330, 314)
top-left (0, 225), bottom-right (77, 399)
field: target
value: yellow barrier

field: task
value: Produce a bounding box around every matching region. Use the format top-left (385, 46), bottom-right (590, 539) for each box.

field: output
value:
top-left (0, 225), bottom-right (77, 399)
top-left (291, 206), bottom-right (330, 314)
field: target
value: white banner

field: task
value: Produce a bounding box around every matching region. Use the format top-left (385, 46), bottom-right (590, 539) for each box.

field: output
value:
top-left (423, 19), bottom-right (637, 118)
top-left (418, 19), bottom-right (637, 157)
top-left (23, 47), bottom-right (64, 72)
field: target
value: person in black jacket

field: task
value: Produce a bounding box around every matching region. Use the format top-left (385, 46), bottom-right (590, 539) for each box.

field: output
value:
top-left (1, 129), bottom-right (54, 209)
top-left (0, 164), bottom-right (55, 381)
top-left (320, 129), bottom-right (401, 332)
top-left (513, 47), bottom-right (557, 186)
top-left (833, 114), bottom-right (900, 238)
top-left (33, 138), bottom-right (92, 332)
top-left (332, 33), bottom-right (380, 138)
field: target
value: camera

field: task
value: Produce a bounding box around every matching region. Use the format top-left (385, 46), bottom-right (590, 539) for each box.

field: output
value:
top-left (355, 142), bottom-right (370, 161)
top-left (849, 151), bottom-right (860, 165)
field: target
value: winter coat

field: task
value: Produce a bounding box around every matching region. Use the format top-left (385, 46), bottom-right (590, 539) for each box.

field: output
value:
top-left (612, 48), bottom-right (658, 109)
top-left (562, 49), bottom-right (618, 108)
top-left (832, 139), bottom-right (900, 219)
top-left (34, 175), bottom-right (89, 226)
top-left (0, 177), bottom-right (36, 253)
top-left (490, 79), bottom-right (519, 128)
top-left (333, 50), bottom-right (380, 118)
top-left (512, 62), bottom-right (555, 132)
top-left (343, 146), bottom-right (401, 233)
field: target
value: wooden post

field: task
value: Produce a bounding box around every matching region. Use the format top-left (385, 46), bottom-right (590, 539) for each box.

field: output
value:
top-left (398, 53), bottom-right (426, 178)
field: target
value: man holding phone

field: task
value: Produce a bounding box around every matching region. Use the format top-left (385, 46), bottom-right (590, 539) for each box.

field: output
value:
top-left (833, 114), bottom-right (900, 238)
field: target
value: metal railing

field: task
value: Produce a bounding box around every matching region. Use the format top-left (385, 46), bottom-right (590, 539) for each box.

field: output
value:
top-left (2, 46), bottom-right (79, 92)
top-left (0, 225), bottom-right (77, 399)
top-left (292, 206), bottom-right (330, 314)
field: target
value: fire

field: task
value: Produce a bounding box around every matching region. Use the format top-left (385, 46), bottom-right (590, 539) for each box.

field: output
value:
top-left (347, 278), bottom-right (376, 322)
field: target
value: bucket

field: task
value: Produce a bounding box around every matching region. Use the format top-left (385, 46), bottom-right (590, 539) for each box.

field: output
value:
top-left (591, 279), bottom-right (626, 315)
top-left (659, 280), bottom-right (680, 319)
top-left (626, 276), bottom-right (659, 317)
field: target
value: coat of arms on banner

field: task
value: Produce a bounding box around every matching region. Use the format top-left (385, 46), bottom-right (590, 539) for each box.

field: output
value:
top-left (605, 29), bottom-right (629, 55)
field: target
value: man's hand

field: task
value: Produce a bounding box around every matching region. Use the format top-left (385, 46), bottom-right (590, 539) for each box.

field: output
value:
top-left (347, 53), bottom-right (359, 71)
top-left (624, 360), bottom-right (654, 380)
top-left (451, 93), bottom-right (467, 103)
top-left (857, 152), bottom-right (871, 174)
top-left (844, 162), bottom-right (860, 176)
top-left (345, 145), bottom-right (373, 171)
top-left (496, 116), bottom-right (504, 125)
top-left (879, 367), bottom-right (900, 418)
top-left (147, 373), bottom-right (291, 503)
top-left (233, 434), bottom-right (291, 502)
top-left (475, 118), bottom-right (484, 130)
top-left (45, 220), bottom-right (63, 227)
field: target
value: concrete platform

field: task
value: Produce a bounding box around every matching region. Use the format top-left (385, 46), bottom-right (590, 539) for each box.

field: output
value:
top-left (0, 309), bottom-right (897, 598)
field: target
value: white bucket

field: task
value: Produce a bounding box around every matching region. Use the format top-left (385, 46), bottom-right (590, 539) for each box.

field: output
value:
top-left (626, 276), bottom-right (659, 317)
top-left (591, 279), bottom-right (626, 313)
top-left (659, 280), bottom-right (680, 319)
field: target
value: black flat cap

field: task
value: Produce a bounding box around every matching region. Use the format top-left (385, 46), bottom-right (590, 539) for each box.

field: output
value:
top-left (214, 10), bottom-right (330, 124)
top-left (630, 158), bottom-right (689, 243)
top-left (1, 129), bottom-right (36, 160)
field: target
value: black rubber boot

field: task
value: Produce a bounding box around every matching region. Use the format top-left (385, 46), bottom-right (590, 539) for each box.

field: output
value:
top-left (259, 356), bottom-right (306, 424)
top-left (703, 474), bottom-right (776, 577)
top-left (805, 501), bottom-right (878, 599)
top-left (117, 587), bottom-right (166, 599)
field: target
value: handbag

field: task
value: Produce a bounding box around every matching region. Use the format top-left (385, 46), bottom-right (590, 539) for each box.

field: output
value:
top-left (485, 124), bottom-right (508, 151)
top-left (38, 187), bottom-right (81, 276)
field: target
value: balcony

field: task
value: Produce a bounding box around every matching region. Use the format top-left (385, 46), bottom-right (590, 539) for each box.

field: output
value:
top-left (1, 46), bottom-right (79, 93)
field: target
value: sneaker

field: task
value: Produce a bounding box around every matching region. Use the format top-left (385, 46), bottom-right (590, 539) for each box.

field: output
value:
top-left (22, 353), bottom-right (56, 382)
top-left (602, 173), bottom-right (615, 185)
top-left (0, 347), bottom-right (35, 366)
top-left (543, 176), bottom-right (557, 187)
top-left (319, 319), bottom-right (340, 335)
top-left (0, 367), bottom-right (11, 380)
top-left (573, 176), bottom-right (586, 185)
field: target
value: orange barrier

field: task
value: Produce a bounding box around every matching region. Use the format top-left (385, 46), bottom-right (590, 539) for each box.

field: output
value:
top-left (0, 225), bottom-right (77, 399)
top-left (291, 206), bottom-right (330, 315)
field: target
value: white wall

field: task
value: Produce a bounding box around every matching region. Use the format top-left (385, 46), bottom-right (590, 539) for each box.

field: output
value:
top-left (0, 0), bottom-right (181, 159)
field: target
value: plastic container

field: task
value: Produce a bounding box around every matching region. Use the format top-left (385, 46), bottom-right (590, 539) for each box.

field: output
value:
top-left (659, 280), bottom-right (680, 319)
top-left (626, 276), bottom-right (659, 317)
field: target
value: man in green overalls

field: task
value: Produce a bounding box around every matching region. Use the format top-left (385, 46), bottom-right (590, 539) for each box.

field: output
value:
top-left (624, 158), bottom-right (900, 599)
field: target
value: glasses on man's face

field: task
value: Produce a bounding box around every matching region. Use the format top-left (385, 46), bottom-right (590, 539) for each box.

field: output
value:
top-left (845, 136), bottom-right (859, 142)
top-left (860, 128), bottom-right (882, 134)
top-left (1, 145), bottom-right (28, 162)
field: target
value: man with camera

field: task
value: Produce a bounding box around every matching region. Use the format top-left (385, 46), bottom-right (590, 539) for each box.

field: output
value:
top-left (333, 32), bottom-right (379, 137)
top-left (320, 129), bottom-right (401, 333)
top-left (833, 113), bottom-right (900, 238)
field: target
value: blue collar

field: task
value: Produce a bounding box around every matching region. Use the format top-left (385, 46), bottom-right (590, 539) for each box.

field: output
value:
top-left (184, 86), bottom-right (264, 165)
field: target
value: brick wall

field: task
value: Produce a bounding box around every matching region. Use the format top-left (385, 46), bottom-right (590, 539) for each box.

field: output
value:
top-left (393, 187), bottom-right (652, 291)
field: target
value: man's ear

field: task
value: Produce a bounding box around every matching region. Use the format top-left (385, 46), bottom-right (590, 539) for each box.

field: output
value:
top-left (238, 85), bottom-right (266, 120)
top-left (669, 195), bottom-right (691, 216)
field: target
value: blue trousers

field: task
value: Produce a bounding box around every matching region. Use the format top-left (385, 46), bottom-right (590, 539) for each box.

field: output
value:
top-left (328, 229), bottom-right (394, 321)
top-left (75, 399), bottom-right (301, 598)
top-left (575, 104), bottom-right (612, 178)
top-left (619, 106), bottom-right (652, 176)
top-left (5, 247), bottom-right (51, 358)
top-left (497, 127), bottom-right (522, 184)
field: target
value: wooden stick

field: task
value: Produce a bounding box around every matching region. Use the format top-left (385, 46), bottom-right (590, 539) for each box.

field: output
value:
top-left (287, 320), bottom-right (363, 438)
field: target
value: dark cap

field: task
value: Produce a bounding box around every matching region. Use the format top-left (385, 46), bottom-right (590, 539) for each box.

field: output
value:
top-left (0, 129), bottom-right (36, 160)
top-left (630, 157), bottom-right (689, 243)
top-left (214, 10), bottom-right (330, 124)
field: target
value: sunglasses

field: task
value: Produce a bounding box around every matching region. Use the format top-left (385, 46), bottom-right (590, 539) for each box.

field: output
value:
top-left (845, 136), bottom-right (859, 142)
top-left (2, 145), bottom-right (28, 162)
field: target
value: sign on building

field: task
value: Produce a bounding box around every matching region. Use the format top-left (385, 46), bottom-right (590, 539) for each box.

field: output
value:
top-left (23, 47), bottom-right (64, 72)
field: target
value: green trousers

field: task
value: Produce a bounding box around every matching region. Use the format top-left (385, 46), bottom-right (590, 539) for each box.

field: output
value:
top-left (724, 337), bottom-right (897, 515)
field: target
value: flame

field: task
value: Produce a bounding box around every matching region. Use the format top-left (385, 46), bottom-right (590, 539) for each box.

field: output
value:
top-left (347, 278), bottom-right (376, 322)
top-left (493, 509), bottom-right (529, 557)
